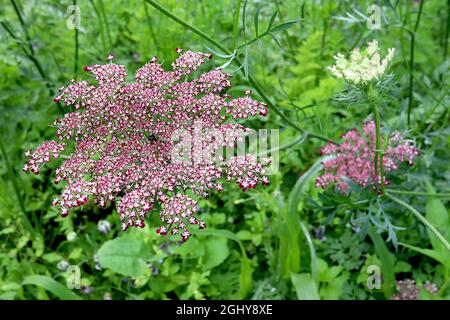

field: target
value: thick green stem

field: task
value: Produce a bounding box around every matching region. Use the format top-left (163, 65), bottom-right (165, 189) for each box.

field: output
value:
top-left (371, 103), bottom-right (385, 193)
top-left (386, 192), bottom-right (450, 252)
top-left (407, 0), bottom-right (425, 126)
top-left (143, 0), bottom-right (338, 145)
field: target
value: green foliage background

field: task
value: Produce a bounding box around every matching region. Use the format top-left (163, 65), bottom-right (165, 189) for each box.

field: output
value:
top-left (0, 0), bottom-right (449, 300)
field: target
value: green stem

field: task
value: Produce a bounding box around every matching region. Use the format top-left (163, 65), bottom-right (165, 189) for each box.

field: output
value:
top-left (317, 17), bottom-right (327, 86)
top-left (407, 31), bottom-right (415, 126)
top-left (387, 189), bottom-right (450, 197)
top-left (145, 0), bottom-right (229, 53)
top-left (143, 0), bottom-right (338, 145)
top-left (10, 0), bottom-right (33, 54)
top-left (272, 0), bottom-right (296, 57)
top-left (407, 0), bottom-right (425, 126)
top-left (143, 0), bottom-right (160, 52)
top-left (259, 133), bottom-right (307, 157)
top-left (3, 11), bottom-right (65, 114)
top-left (372, 103), bottom-right (385, 193)
top-left (0, 139), bottom-right (35, 236)
top-left (237, 30), bottom-right (271, 50)
top-left (98, 0), bottom-right (112, 50)
top-left (89, 0), bottom-right (106, 53)
top-left (386, 192), bottom-right (450, 251)
top-left (233, 0), bottom-right (242, 49)
top-left (73, 0), bottom-right (79, 79)
top-left (444, 0), bottom-right (449, 60)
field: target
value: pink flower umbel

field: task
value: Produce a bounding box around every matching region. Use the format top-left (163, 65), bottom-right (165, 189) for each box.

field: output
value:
top-left (24, 50), bottom-right (269, 241)
top-left (315, 121), bottom-right (419, 193)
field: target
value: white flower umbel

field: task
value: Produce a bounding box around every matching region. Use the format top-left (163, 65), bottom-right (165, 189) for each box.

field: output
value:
top-left (328, 40), bottom-right (395, 85)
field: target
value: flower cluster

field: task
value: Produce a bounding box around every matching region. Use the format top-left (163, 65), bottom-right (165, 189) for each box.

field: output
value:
top-left (23, 141), bottom-right (65, 174)
top-left (328, 40), bottom-right (395, 84)
top-left (391, 279), bottom-right (438, 300)
top-left (226, 155), bottom-right (270, 191)
top-left (315, 121), bottom-right (419, 193)
top-left (25, 50), bottom-right (269, 241)
top-left (158, 194), bottom-right (204, 241)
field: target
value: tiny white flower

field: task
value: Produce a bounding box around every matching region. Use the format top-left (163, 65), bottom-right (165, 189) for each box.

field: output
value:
top-left (56, 260), bottom-right (70, 271)
top-left (328, 40), bottom-right (395, 85)
top-left (66, 231), bottom-right (77, 242)
top-left (97, 220), bottom-right (111, 234)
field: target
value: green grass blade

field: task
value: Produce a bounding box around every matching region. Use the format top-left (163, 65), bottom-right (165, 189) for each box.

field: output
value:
top-left (291, 273), bottom-right (319, 300)
top-left (22, 275), bottom-right (82, 300)
top-left (367, 227), bottom-right (396, 297)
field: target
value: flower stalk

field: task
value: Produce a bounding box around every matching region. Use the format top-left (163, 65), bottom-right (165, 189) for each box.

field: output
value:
top-left (369, 94), bottom-right (385, 194)
top-left (407, 0), bottom-right (425, 126)
top-left (386, 192), bottom-right (450, 252)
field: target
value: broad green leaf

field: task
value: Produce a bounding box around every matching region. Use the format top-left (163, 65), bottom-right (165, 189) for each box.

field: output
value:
top-left (201, 228), bottom-right (240, 242)
top-left (236, 230), bottom-right (253, 240)
top-left (317, 258), bottom-right (329, 279)
top-left (41, 252), bottom-right (63, 263)
top-left (97, 235), bottom-right (151, 278)
top-left (0, 291), bottom-right (17, 300)
top-left (320, 274), bottom-right (348, 300)
top-left (200, 229), bottom-right (253, 298)
top-left (393, 261), bottom-right (412, 273)
top-left (239, 254), bottom-right (253, 299)
top-left (425, 181), bottom-right (450, 263)
top-left (68, 247), bottom-right (83, 260)
top-left (291, 273), bottom-right (319, 300)
top-left (368, 227), bottom-right (396, 297)
top-left (22, 275), bottom-right (82, 300)
top-left (174, 236), bottom-right (205, 258)
top-left (202, 237), bottom-right (229, 270)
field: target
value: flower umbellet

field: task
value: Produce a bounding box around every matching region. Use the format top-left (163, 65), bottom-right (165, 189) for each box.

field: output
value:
top-left (24, 49), bottom-right (270, 241)
top-left (315, 121), bottom-right (419, 193)
top-left (328, 40), bottom-right (395, 85)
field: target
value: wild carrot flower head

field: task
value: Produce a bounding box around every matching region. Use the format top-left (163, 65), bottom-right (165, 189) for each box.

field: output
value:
top-left (328, 40), bottom-right (395, 85)
top-left (24, 49), bottom-right (269, 241)
top-left (315, 121), bottom-right (419, 193)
